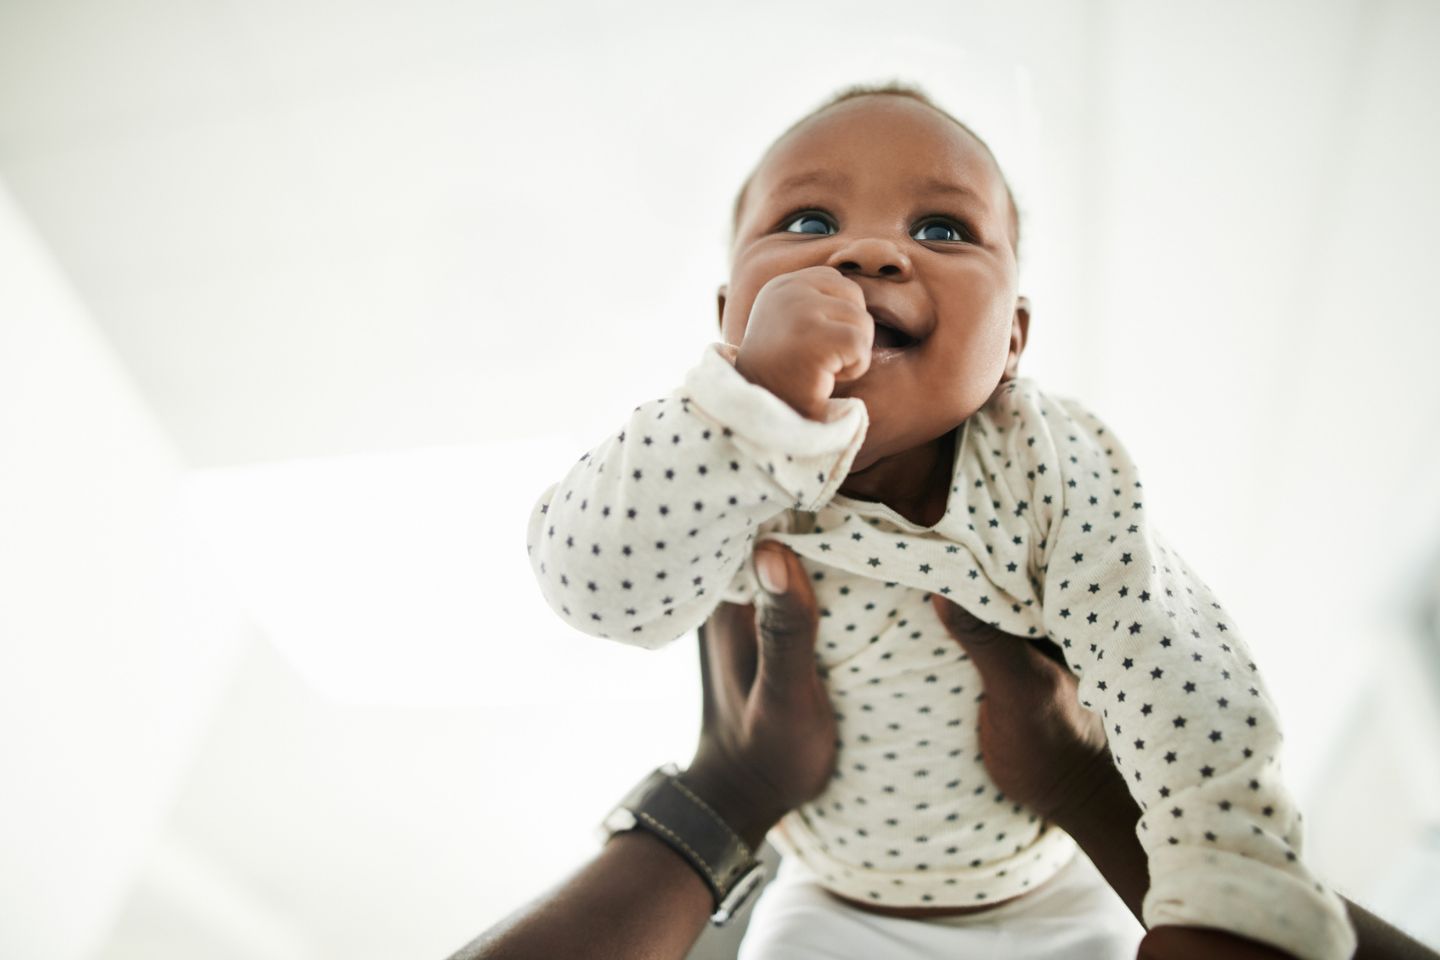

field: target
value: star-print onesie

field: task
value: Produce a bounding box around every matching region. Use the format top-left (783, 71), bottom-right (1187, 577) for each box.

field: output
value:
top-left (526, 343), bottom-right (1356, 960)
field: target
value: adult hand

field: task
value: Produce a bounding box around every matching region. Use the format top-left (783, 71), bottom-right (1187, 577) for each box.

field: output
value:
top-left (928, 594), bottom-right (1115, 824)
top-left (927, 595), bottom-right (1343, 959)
top-left (682, 542), bottom-right (837, 849)
top-left (930, 593), bottom-right (1151, 920)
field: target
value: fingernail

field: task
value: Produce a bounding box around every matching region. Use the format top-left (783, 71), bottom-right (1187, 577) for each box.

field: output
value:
top-left (756, 546), bottom-right (788, 594)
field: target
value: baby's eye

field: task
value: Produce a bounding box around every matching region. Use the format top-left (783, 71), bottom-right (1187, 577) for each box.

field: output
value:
top-left (912, 219), bottom-right (970, 243)
top-left (783, 213), bottom-right (836, 236)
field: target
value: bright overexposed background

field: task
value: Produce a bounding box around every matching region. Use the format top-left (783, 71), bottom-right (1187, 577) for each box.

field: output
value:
top-left (2, 1), bottom-right (1439, 957)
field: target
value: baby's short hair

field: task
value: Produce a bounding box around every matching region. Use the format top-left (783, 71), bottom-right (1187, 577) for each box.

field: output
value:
top-left (731, 82), bottom-right (1021, 256)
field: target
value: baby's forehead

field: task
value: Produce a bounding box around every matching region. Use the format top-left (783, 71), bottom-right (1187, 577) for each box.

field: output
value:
top-left (735, 95), bottom-right (1011, 232)
top-left (764, 96), bottom-right (996, 176)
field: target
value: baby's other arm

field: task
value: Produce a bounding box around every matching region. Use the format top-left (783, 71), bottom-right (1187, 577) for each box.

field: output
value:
top-left (998, 385), bottom-right (1356, 960)
top-left (933, 594), bottom-right (1435, 960)
top-left (526, 343), bottom-right (867, 650)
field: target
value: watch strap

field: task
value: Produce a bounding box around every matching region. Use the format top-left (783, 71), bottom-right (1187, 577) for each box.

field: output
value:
top-left (604, 765), bottom-right (764, 921)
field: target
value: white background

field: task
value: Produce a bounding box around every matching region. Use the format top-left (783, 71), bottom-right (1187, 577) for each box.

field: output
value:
top-left (2, 1), bottom-right (1439, 957)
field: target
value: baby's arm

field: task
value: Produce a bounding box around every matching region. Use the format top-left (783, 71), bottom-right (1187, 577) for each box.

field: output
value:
top-left (526, 343), bottom-right (867, 649)
top-left (1000, 385), bottom-right (1355, 960)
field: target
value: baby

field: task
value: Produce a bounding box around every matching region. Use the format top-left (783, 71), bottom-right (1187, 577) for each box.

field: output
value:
top-left (526, 84), bottom-right (1355, 959)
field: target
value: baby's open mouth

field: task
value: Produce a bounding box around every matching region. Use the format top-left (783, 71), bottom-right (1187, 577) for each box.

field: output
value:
top-left (868, 307), bottom-right (920, 351)
top-left (872, 321), bottom-right (917, 350)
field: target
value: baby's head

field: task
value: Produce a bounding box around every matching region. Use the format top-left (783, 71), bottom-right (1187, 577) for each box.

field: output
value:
top-left (719, 84), bottom-right (1030, 471)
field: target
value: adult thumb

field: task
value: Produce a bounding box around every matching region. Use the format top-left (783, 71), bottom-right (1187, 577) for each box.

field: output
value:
top-left (753, 542), bottom-right (821, 695)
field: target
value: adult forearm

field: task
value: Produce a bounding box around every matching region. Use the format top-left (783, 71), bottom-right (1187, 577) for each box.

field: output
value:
top-left (1055, 771), bottom-right (1438, 960)
top-left (451, 830), bottom-right (713, 960)
top-left (1057, 782), bottom-right (1297, 958)
top-left (1052, 769), bottom-right (1150, 922)
top-left (1349, 899), bottom-right (1440, 960)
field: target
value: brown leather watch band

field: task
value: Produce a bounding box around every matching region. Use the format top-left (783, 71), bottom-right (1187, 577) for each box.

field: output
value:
top-left (601, 765), bottom-right (765, 924)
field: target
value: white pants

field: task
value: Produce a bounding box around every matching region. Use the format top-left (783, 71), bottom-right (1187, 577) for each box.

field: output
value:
top-left (738, 851), bottom-right (1144, 960)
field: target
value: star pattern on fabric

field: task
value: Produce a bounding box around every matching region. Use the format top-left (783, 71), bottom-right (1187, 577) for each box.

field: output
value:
top-left (524, 349), bottom-right (1343, 949)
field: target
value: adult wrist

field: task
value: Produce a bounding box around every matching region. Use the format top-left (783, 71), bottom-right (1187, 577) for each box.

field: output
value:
top-left (601, 765), bottom-right (769, 926)
top-left (678, 757), bottom-right (786, 851)
top-left (1047, 752), bottom-right (1134, 837)
top-left (1047, 759), bottom-right (1151, 921)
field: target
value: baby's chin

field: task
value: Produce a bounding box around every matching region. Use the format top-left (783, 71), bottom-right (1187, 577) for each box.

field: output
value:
top-left (850, 435), bottom-right (910, 472)
top-left (845, 426), bottom-right (959, 477)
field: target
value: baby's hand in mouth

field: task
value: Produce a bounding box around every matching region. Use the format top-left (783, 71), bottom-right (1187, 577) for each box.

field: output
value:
top-left (734, 266), bottom-right (875, 421)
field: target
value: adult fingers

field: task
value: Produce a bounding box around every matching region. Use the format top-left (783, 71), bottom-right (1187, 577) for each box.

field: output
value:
top-left (699, 602), bottom-right (759, 713)
top-left (930, 593), bottom-right (1043, 693)
top-left (752, 542), bottom-right (822, 700)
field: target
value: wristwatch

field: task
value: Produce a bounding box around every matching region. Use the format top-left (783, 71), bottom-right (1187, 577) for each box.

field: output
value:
top-left (600, 764), bottom-right (767, 925)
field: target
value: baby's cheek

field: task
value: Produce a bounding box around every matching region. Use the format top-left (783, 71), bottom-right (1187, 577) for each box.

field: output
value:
top-left (961, 319), bottom-right (1015, 385)
top-left (718, 283), bottom-right (761, 345)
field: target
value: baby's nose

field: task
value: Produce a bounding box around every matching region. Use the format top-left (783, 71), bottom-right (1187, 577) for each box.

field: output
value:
top-left (827, 237), bottom-right (913, 279)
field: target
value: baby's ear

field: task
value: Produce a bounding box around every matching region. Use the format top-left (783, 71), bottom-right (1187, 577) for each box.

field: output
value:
top-left (1002, 296), bottom-right (1031, 382)
top-left (716, 284), bottom-right (728, 332)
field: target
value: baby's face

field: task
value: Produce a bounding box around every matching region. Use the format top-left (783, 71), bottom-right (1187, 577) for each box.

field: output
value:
top-left (721, 96), bottom-right (1026, 472)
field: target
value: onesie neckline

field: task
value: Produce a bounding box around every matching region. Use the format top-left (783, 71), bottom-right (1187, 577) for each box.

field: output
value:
top-left (828, 419), bottom-right (972, 534)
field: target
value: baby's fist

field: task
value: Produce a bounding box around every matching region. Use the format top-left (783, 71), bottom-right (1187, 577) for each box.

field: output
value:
top-left (734, 266), bottom-right (872, 421)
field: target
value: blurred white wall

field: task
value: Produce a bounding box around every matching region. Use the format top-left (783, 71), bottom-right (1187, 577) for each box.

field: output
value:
top-left (1068, 0), bottom-right (1440, 912)
top-left (1, 1), bottom-right (1438, 957)
top-left (0, 182), bottom-right (247, 959)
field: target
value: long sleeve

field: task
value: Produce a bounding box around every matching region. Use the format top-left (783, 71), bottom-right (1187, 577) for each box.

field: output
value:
top-left (525, 343), bottom-right (868, 649)
top-left (990, 384), bottom-right (1356, 960)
